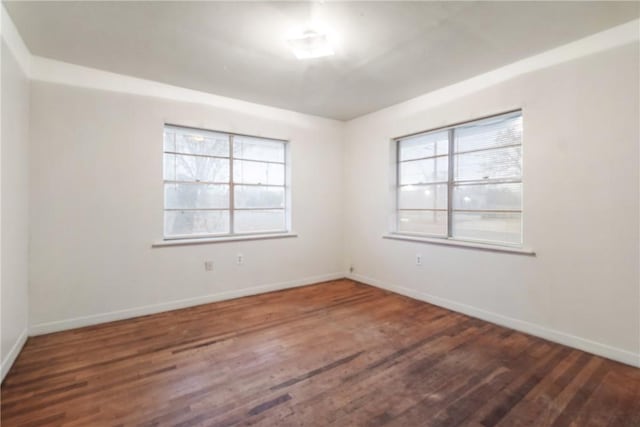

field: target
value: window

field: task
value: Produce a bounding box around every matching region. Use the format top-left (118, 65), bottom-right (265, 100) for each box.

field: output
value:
top-left (395, 111), bottom-right (522, 246)
top-left (163, 125), bottom-right (288, 239)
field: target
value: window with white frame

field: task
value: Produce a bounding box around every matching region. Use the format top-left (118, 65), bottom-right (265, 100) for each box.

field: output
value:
top-left (163, 125), bottom-right (288, 239)
top-left (395, 111), bottom-right (523, 246)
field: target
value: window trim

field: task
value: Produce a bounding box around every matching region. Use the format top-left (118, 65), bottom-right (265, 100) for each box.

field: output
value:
top-left (152, 232), bottom-right (298, 248)
top-left (162, 124), bottom-right (291, 241)
top-left (382, 233), bottom-right (535, 256)
top-left (393, 110), bottom-right (524, 249)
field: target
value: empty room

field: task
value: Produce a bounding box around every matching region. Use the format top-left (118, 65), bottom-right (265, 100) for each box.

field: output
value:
top-left (1, 1), bottom-right (639, 426)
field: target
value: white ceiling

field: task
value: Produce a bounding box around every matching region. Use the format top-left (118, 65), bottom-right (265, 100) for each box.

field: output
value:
top-left (5, 1), bottom-right (639, 120)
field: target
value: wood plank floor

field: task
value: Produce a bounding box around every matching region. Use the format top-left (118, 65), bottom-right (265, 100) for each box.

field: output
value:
top-left (2, 279), bottom-right (639, 427)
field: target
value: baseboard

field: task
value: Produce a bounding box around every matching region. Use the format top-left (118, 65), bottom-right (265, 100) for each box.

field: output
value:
top-left (1, 327), bottom-right (28, 383)
top-left (30, 272), bottom-right (346, 336)
top-left (26, 271), bottom-right (640, 368)
top-left (348, 272), bottom-right (640, 368)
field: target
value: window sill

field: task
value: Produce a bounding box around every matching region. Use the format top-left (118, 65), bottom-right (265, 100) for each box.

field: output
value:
top-left (152, 232), bottom-right (298, 248)
top-left (382, 233), bottom-right (535, 256)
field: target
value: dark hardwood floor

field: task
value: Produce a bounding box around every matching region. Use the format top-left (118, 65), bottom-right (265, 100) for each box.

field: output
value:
top-left (2, 279), bottom-right (639, 426)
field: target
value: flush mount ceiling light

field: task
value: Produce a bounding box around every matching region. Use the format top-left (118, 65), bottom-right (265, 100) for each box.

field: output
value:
top-left (287, 28), bottom-right (335, 60)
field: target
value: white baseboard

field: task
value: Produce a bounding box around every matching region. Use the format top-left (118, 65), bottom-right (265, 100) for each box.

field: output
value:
top-left (24, 272), bottom-right (640, 369)
top-left (30, 272), bottom-right (346, 336)
top-left (1, 327), bottom-right (28, 383)
top-left (348, 272), bottom-right (640, 368)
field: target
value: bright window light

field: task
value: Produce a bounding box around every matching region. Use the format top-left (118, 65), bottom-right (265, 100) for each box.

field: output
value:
top-left (287, 29), bottom-right (335, 59)
top-left (395, 111), bottom-right (523, 246)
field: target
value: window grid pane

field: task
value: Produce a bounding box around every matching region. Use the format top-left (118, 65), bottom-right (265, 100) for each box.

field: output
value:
top-left (233, 159), bottom-right (285, 185)
top-left (164, 183), bottom-right (230, 210)
top-left (399, 130), bottom-right (449, 161)
top-left (396, 111), bottom-right (522, 246)
top-left (398, 183), bottom-right (448, 210)
top-left (399, 156), bottom-right (449, 185)
top-left (398, 210), bottom-right (448, 236)
top-left (453, 146), bottom-right (522, 182)
top-left (164, 210), bottom-right (230, 237)
top-left (452, 182), bottom-right (522, 212)
top-left (235, 209), bottom-right (286, 233)
top-left (164, 153), bottom-right (230, 183)
top-left (164, 127), bottom-right (230, 157)
top-left (452, 212), bottom-right (522, 245)
top-left (234, 185), bottom-right (286, 209)
top-left (164, 126), bottom-right (288, 238)
top-left (454, 112), bottom-right (522, 154)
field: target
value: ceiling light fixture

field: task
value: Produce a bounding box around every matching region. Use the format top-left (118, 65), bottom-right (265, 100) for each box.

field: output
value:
top-left (287, 28), bottom-right (335, 60)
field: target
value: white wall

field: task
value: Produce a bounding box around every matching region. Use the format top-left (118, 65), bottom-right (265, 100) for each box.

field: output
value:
top-left (1, 41), bottom-right (30, 380)
top-left (344, 42), bottom-right (640, 366)
top-left (28, 81), bottom-right (345, 333)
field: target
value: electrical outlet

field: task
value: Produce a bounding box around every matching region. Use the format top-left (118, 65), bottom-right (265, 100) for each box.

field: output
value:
top-left (236, 253), bottom-right (244, 265)
top-left (204, 261), bottom-right (213, 271)
top-left (416, 254), bottom-right (423, 266)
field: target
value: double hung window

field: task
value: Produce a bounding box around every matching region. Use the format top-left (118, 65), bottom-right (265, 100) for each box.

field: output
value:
top-left (396, 111), bottom-right (523, 246)
top-left (163, 125), bottom-right (288, 239)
